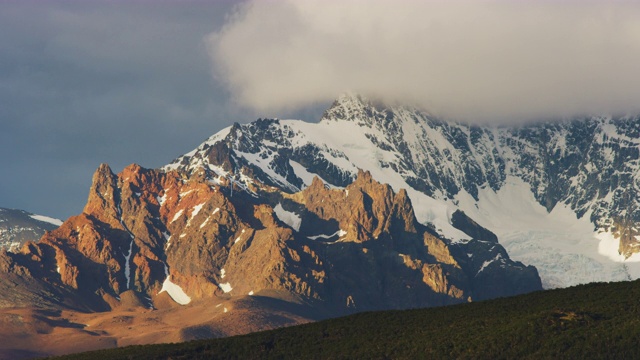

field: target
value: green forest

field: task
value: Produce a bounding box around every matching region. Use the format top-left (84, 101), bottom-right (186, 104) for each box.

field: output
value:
top-left (52, 279), bottom-right (640, 359)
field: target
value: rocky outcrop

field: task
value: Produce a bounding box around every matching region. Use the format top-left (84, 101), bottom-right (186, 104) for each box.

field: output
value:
top-left (450, 210), bottom-right (498, 243)
top-left (292, 171), bottom-right (417, 243)
top-left (448, 210), bottom-right (540, 299)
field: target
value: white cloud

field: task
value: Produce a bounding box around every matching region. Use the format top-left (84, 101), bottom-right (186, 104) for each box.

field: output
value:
top-left (207, 1), bottom-right (640, 122)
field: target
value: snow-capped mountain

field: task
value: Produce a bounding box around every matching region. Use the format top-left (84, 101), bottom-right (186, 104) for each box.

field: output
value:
top-left (0, 94), bottom-right (546, 310)
top-left (0, 207), bottom-right (61, 251)
top-left (4, 93), bottom-right (638, 356)
top-left (0, 95), bottom-right (552, 356)
top-left (166, 94), bottom-right (640, 289)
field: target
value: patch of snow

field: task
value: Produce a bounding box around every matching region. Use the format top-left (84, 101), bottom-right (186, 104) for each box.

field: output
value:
top-left (200, 217), bottom-right (210, 229)
top-left (220, 268), bottom-right (226, 279)
top-left (248, 290), bottom-right (254, 296)
top-left (159, 266), bottom-right (191, 305)
top-left (236, 150), bottom-right (295, 191)
top-left (223, 307), bottom-right (228, 313)
top-left (179, 190), bottom-right (194, 198)
top-left (186, 203), bottom-right (207, 228)
top-left (213, 207), bottom-right (220, 215)
top-left (171, 209), bottom-right (184, 223)
top-left (219, 282), bottom-right (233, 293)
top-left (135, 192), bottom-right (141, 197)
top-left (308, 230), bottom-right (343, 240)
top-left (163, 162), bottom-right (180, 171)
top-left (207, 164), bottom-right (230, 186)
top-left (157, 193), bottom-right (167, 206)
top-left (29, 214), bottom-right (63, 226)
top-left (273, 203), bottom-right (301, 231)
top-left (477, 254), bottom-right (501, 275)
top-left (8, 241), bottom-right (21, 252)
top-left (289, 160), bottom-right (333, 188)
top-left (124, 240), bottom-right (134, 289)
top-left (263, 140), bottom-right (278, 148)
top-left (191, 202), bottom-right (206, 218)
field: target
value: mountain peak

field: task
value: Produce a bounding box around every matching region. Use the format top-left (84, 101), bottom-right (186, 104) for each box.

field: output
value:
top-left (160, 93), bottom-right (640, 290)
top-left (320, 93), bottom-right (377, 123)
top-left (335, 92), bottom-right (368, 106)
top-left (320, 93), bottom-right (426, 129)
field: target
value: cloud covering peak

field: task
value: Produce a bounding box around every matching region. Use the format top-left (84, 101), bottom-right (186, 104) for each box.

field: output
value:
top-left (208, 1), bottom-right (640, 122)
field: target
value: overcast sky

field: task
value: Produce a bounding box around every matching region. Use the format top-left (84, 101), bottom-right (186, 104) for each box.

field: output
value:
top-left (0, 0), bottom-right (326, 219)
top-left (3, 1), bottom-right (640, 220)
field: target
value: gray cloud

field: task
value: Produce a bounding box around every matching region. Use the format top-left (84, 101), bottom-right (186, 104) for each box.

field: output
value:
top-left (0, 1), bottom-right (260, 219)
top-left (8, 1), bottom-right (638, 221)
top-left (208, 1), bottom-right (640, 122)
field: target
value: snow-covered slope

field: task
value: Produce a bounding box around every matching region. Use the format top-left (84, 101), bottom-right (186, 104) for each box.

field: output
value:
top-left (164, 94), bottom-right (640, 288)
top-left (0, 208), bottom-right (62, 252)
top-left (454, 178), bottom-right (640, 288)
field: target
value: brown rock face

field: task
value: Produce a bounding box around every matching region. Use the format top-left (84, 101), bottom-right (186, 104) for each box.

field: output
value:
top-left (0, 163), bottom-right (540, 316)
top-left (294, 171), bottom-right (418, 244)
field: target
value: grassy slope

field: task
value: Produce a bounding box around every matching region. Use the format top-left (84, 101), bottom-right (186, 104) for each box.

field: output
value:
top-left (53, 280), bottom-right (640, 359)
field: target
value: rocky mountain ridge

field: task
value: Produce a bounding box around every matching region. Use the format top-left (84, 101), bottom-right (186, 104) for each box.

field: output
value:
top-left (165, 94), bottom-right (640, 288)
top-left (0, 208), bottom-right (61, 252)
